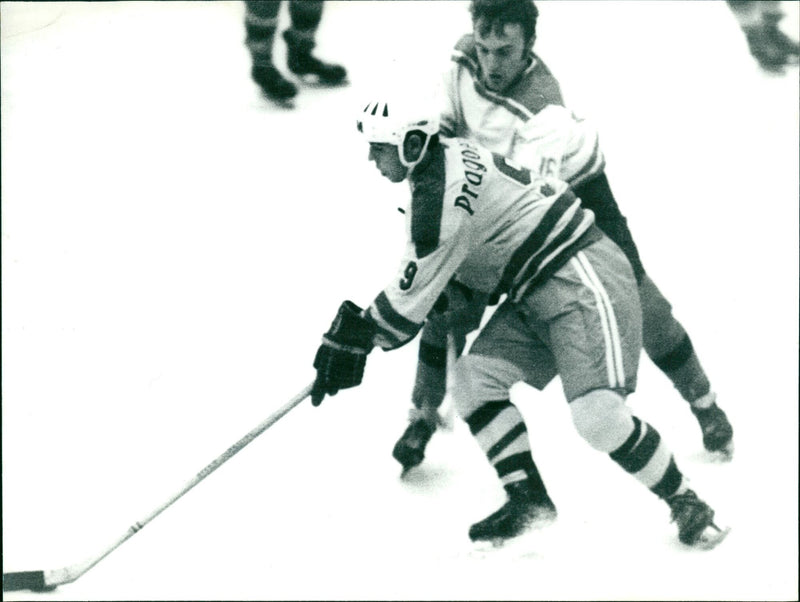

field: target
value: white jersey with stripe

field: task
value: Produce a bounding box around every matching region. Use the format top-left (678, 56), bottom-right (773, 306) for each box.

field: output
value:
top-left (365, 138), bottom-right (598, 351)
top-left (440, 35), bottom-right (605, 187)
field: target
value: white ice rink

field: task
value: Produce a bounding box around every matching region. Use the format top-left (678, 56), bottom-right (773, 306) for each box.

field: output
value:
top-left (2, 1), bottom-right (798, 600)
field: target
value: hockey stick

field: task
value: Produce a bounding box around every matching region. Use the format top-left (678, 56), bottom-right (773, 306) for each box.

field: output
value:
top-left (438, 331), bottom-right (459, 430)
top-left (2, 381), bottom-right (314, 593)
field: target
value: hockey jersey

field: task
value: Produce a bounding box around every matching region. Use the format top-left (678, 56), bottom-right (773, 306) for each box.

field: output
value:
top-left (440, 34), bottom-right (605, 187)
top-left (365, 138), bottom-right (601, 351)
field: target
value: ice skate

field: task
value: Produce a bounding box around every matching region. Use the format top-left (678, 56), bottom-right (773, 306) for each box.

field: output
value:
top-left (667, 489), bottom-right (730, 549)
top-left (468, 480), bottom-right (557, 547)
top-left (765, 22), bottom-right (800, 65)
top-left (284, 31), bottom-right (348, 85)
top-left (742, 24), bottom-right (798, 72)
top-left (251, 64), bottom-right (297, 104)
top-left (393, 409), bottom-right (438, 474)
top-left (690, 399), bottom-right (734, 459)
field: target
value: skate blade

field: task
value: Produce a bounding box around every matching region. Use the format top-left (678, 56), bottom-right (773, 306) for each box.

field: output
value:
top-left (468, 516), bottom-right (557, 558)
top-left (693, 523), bottom-right (731, 550)
top-left (469, 534), bottom-right (536, 559)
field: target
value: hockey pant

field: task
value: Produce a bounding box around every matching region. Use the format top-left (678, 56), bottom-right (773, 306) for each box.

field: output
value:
top-left (453, 237), bottom-right (685, 499)
top-left (567, 173), bottom-right (711, 404)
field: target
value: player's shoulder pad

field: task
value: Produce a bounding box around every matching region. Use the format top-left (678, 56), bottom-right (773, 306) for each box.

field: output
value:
top-left (452, 34), bottom-right (478, 67)
top-left (454, 33), bottom-right (476, 56)
top-left (528, 53), bottom-right (565, 107)
top-left (409, 142), bottom-right (447, 259)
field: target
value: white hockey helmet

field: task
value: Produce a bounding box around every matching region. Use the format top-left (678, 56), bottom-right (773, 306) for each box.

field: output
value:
top-left (357, 96), bottom-right (440, 168)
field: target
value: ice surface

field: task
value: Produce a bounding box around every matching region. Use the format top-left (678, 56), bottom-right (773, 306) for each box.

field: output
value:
top-left (2, 1), bottom-right (798, 600)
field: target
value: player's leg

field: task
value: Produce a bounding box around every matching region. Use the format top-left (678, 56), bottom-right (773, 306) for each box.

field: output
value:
top-left (453, 303), bottom-right (558, 543)
top-left (639, 275), bottom-right (733, 456)
top-left (284, 1), bottom-right (347, 84)
top-left (392, 295), bottom-right (487, 472)
top-left (551, 238), bottom-right (725, 547)
top-left (574, 173), bottom-right (733, 456)
top-left (244, 1), bottom-right (298, 101)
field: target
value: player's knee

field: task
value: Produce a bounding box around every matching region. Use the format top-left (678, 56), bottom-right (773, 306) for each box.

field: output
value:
top-left (452, 354), bottom-right (519, 419)
top-left (570, 389), bottom-right (634, 452)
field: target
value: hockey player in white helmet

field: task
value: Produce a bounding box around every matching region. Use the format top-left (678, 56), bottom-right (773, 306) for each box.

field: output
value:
top-left (392, 0), bottom-right (734, 479)
top-left (308, 94), bottom-right (729, 549)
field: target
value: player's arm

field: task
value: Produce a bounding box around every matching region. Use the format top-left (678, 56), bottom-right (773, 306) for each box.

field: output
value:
top-left (309, 241), bottom-right (468, 406)
top-left (366, 234), bottom-right (472, 351)
top-left (311, 185), bottom-right (473, 404)
top-left (511, 106), bottom-right (604, 187)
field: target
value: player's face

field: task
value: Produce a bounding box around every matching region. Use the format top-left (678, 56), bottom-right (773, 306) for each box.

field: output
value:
top-left (368, 143), bottom-right (408, 182)
top-left (473, 20), bottom-right (530, 93)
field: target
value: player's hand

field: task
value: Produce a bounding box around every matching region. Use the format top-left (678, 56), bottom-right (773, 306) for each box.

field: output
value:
top-left (311, 301), bottom-right (375, 406)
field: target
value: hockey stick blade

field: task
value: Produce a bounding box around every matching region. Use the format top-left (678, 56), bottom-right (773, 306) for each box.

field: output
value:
top-left (3, 570), bottom-right (57, 592)
top-left (3, 381), bottom-right (314, 593)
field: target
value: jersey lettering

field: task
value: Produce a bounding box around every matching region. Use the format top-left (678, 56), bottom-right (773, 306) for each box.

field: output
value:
top-left (399, 261), bottom-right (417, 290)
top-left (538, 156), bottom-right (558, 177)
top-left (456, 141), bottom-right (487, 215)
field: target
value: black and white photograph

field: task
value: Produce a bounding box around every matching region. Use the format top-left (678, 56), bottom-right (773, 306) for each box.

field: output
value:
top-left (2, 1), bottom-right (798, 600)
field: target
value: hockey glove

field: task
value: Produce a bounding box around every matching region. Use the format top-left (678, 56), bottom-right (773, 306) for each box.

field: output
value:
top-left (311, 301), bottom-right (376, 406)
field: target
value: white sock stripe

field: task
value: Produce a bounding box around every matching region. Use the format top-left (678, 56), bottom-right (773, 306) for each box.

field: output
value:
top-left (570, 255), bottom-right (618, 388)
top-left (576, 251), bottom-right (626, 386)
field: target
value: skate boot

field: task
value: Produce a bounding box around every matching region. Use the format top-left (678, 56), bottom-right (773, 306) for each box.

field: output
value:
top-left (667, 489), bottom-right (729, 549)
top-left (742, 24), bottom-right (794, 72)
top-left (468, 479), bottom-right (557, 545)
top-left (251, 64), bottom-right (297, 102)
top-left (764, 21), bottom-right (800, 65)
top-left (690, 397), bottom-right (733, 457)
top-left (284, 30), bottom-right (347, 85)
top-left (392, 408), bottom-right (438, 473)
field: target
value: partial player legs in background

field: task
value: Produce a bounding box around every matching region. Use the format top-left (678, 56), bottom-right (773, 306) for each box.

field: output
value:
top-left (245, 1), bottom-right (297, 101)
top-left (284, 1), bottom-right (347, 85)
top-left (639, 275), bottom-right (734, 458)
top-left (244, 1), bottom-right (347, 104)
top-left (727, 0), bottom-right (800, 72)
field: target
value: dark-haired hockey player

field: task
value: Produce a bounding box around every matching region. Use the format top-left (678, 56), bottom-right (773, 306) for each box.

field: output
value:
top-left (308, 93), bottom-right (728, 549)
top-left (392, 0), bottom-right (733, 477)
top-left (244, 1), bottom-right (346, 103)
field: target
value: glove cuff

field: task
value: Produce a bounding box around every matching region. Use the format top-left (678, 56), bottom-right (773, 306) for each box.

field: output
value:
top-left (325, 300), bottom-right (376, 350)
top-left (320, 335), bottom-right (370, 355)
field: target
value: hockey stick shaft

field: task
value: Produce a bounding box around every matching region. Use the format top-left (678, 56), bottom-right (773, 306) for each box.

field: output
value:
top-left (2, 381), bottom-right (314, 592)
top-left (439, 332), bottom-right (459, 430)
